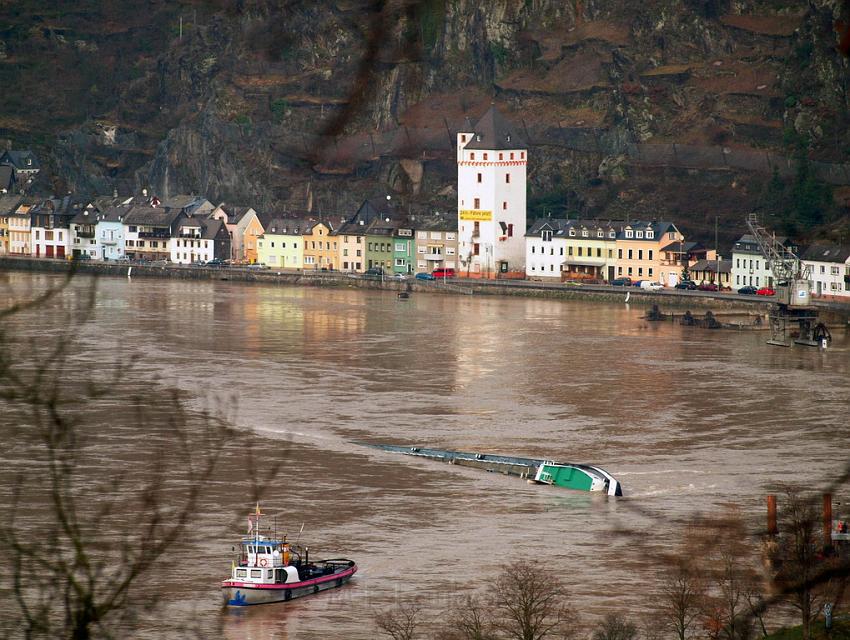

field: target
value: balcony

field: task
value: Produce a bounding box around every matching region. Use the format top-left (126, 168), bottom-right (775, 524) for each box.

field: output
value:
top-left (178, 232), bottom-right (201, 239)
top-left (138, 230), bottom-right (170, 239)
top-left (76, 229), bottom-right (96, 239)
top-left (424, 253), bottom-right (444, 261)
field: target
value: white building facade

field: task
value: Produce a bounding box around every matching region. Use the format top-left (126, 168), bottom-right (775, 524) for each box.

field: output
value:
top-left (457, 106), bottom-right (527, 278)
top-left (802, 245), bottom-right (850, 299)
top-left (731, 234), bottom-right (775, 289)
top-left (525, 219), bottom-right (568, 280)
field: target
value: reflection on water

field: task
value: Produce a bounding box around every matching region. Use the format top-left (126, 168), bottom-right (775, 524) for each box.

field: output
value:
top-left (1, 271), bottom-right (848, 638)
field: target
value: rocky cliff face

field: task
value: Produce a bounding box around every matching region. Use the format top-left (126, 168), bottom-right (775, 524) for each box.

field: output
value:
top-left (2, 0), bottom-right (848, 244)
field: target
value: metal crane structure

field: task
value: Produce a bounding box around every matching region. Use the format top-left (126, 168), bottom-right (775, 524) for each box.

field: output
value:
top-left (745, 213), bottom-right (829, 347)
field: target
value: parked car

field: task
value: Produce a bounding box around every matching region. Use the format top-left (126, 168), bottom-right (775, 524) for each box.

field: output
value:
top-left (631, 280), bottom-right (645, 288)
top-left (640, 281), bottom-right (664, 290)
top-left (675, 280), bottom-right (697, 290)
top-left (246, 263), bottom-right (269, 270)
top-left (364, 267), bottom-right (386, 277)
top-left (737, 286), bottom-right (758, 295)
top-left (697, 282), bottom-right (719, 291)
top-left (432, 267), bottom-right (456, 279)
top-left (415, 272), bottom-right (436, 281)
top-left (756, 287), bottom-right (775, 296)
top-left (74, 253), bottom-right (92, 261)
top-left (611, 277), bottom-right (632, 286)
top-left (205, 258), bottom-right (228, 267)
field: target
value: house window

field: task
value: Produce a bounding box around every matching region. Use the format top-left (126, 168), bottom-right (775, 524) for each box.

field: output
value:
top-left (473, 243), bottom-right (480, 256)
top-left (531, 246), bottom-right (536, 254)
top-left (618, 249), bottom-right (622, 259)
top-left (628, 267), bottom-right (633, 275)
top-left (395, 243), bottom-right (405, 252)
top-left (568, 229), bottom-right (575, 237)
top-left (446, 232), bottom-right (456, 240)
top-left (646, 230), bottom-right (654, 239)
top-left (648, 250), bottom-right (653, 260)
top-left (618, 267), bottom-right (623, 275)
top-left (542, 230), bottom-right (553, 242)
top-left (477, 173), bottom-right (482, 183)
top-left (820, 265), bottom-right (825, 274)
top-left (597, 248), bottom-right (602, 257)
top-left (582, 230), bottom-right (588, 237)
top-left (625, 229), bottom-right (633, 238)
top-left (568, 247), bottom-right (573, 256)
top-left (638, 250), bottom-right (643, 260)
top-left (474, 198), bottom-right (480, 209)
top-left (461, 135), bottom-right (466, 143)
top-left (578, 247), bottom-right (583, 257)
top-left (648, 268), bottom-right (653, 276)
top-left (597, 230), bottom-right (603, 238)
top-left (417, 231), bottom-right (427, 239)
top-left (668, 231), bottom-right (676, 240)
top-left (831, 266), bottom-right (840, 275)
top-left (636, 231), bottom-right (643, 239)
top-left (628, 249), bottom-right (633, 259)
top-left (430, 232), bottom-right (442, 240)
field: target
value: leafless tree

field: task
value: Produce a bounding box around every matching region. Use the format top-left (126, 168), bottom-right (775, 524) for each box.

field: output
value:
top-left (656, 551), bottom-right (704, 640)
top-left (375, 598), bottom-right (424, 640)
top-left (440, 594), bottom-right (496, 640)
top-left (489, 561), bottom-right (579, 640)
top-left (0, 273), bottom-right (253, 639)
top-left (592, 613), bottom-right (638, 640)
top-left (766, 486), bottom-right (848, 640)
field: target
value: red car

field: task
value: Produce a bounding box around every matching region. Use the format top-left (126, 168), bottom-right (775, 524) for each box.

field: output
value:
top-left (756, 287), bottom-right (775, 296)
top-left (697, 282), bottom-right (718, 292)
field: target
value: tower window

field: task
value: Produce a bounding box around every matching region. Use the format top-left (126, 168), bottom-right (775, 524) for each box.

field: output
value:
top-left (474, 198), bottom-right (480, 209)
top-left (470, 153), bottom-right (475, 160)
top-left (502, 202), bottom-right (507, 210)
top-left (483, 153), bottom-right (488, 160)
top-left (510, 152), bottom-right (514, 160)
top-left (477, 173), bottom-right (482, 183)
top-left (499, 153), bottom-right (503, 160)
top-left (461, 135), bottom-right (466, 142)
top-left (505, 174), bottom-right (510, 184)
top-left (521, 152), bottom-right (525, 159)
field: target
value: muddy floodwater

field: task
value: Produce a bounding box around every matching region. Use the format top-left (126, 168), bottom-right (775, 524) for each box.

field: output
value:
top-left (1, 271), bottom-right (848, 639)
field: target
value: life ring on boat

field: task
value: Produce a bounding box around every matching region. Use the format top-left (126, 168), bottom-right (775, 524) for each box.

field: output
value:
top-left (259, 558), bottom-right (268, 567)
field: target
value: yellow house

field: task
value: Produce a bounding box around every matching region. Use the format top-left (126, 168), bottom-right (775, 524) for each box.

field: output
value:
top-left (562, 220), bottom-right (620, 282)
top-left (0, 196), bottom-right (18, 254)
top-left (8, 201), bottom-right (34, 255)
top-left (615, 221), bottom-right (684, 285)
top-left (257, 218), bottom-right (305, 269)
top-left (333, 226), bottom-right (367, 273)
top-left (302, 220), bottom-right (337, 270)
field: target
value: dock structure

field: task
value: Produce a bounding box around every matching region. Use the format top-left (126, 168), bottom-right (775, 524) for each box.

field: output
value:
top-left (361, 443), bottom-right (622, 496)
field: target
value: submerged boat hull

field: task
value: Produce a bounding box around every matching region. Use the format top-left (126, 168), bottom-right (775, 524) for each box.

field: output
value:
top-left (222, 564), bottom-right (357, 606)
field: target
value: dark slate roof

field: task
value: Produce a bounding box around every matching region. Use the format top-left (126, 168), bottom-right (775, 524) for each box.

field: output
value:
top-left (262, 218), bottom-right (312, 235)
top-left (123, 205), bottom-right (184, 227)
top-left (527, 217), bottom-right (625, 238)
top-left (526, 218), bottom-right (571, 236)
top-left (201, 217), bottom-right (226, 240)
top-left (617, 220), bottom-right (677, 240)
top-left (412, 214), bottom-right (457, 232)
top-left (660, 240), bottom-right (703, 253)
top-left (801, 244), bottom-right (850, 264)
top-left (0, 194), bottom-right (22, 214)
top-left (98, 206), bottom-right (129, 223)
top-left (0, 165), bottom-right (14, 191)
top-left (71, 209), bottom-right (99, 225)
top-left (1, 150), bottom-right (40, 171)
top-left (215, 204), bottom-right (257, 224)
top-left (463, 106), bottom-right (526, 150)
top-left (690, 259), bottom-right (732, 274)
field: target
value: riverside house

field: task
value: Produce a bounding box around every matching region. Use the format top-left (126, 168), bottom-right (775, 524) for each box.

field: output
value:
top-left (302, 220), bottom-right (336, 271)
top-left (170, 216), bottom-right (230, 264)
top-left (335, 199), bottom-right (400, 273)
top-left (0, 195), bottom-right (23, 254)
top-left (393, 225), bottom-right (415, 276)
top-left (95, 207), bottom-right (127, 261)
top-left (257, 218), bottom-right (305, 269)
top-left (690, 259), bottom-right (732, 289)
top-left (8, 199), bottom-right (36, 255)
top-left (614, 221), bottom-right (684, 286)
top-left (210, 204), bottom-right (263, 263)
top-left (31, 196), bottom-right (80, 259)
top-left (70, 207), bottom-right (101, 258)
top-left (562, 220), bottom-right (620, 282)
top-left (802, 245), bottom-right (850, 299)
top-left (731, 234), bottom-right (799, 289)
top-left (334, 220), bottom-right (366, 273)
top-left (525, 218), bottom-right (570, 281)
top-left (413, 214), bottom-right (458, 274)
top-left (123, 205), bottom-right (184, 261)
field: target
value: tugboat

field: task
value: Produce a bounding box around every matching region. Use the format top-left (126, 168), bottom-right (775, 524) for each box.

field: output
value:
top-left (221, 505), bottom-right (357, 606)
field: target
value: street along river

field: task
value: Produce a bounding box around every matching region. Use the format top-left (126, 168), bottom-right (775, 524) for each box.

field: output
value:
top-left (1, 271), bottom-right (848, 638)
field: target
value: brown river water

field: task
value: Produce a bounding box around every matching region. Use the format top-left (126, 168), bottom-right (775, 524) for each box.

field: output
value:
top-left (1, 271), bottom-right (848, 639)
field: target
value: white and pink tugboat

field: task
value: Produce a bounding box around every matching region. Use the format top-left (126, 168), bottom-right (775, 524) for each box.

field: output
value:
top-left (222, 506), bottom-right (357, 606)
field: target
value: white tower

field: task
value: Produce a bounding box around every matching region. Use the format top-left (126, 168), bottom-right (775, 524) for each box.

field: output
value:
top-left (457, 106), bottom-right (527, 278)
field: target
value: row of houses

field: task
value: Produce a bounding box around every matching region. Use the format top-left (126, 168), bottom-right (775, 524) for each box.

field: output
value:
top-left (0, 192), bottom-right (461, 275)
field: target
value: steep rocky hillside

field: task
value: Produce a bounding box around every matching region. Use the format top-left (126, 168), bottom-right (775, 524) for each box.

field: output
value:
top-left (1, 0), bottom-right (849, 246)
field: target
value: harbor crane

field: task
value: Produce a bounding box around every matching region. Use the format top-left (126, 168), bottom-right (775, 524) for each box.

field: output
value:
top-left (745, 213), bottom-right (830, 347)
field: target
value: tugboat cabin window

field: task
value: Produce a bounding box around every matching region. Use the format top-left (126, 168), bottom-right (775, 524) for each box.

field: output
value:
top-left (276, 569), bottom-right (285, 583)
top-left (236, 569), bottom-right (247, 578)
top-left (251, 569), bottom-right (262, 579)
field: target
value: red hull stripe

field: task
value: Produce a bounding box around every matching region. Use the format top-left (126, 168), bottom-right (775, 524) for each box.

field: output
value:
top-left (221, 566), bottom-right (357, 590)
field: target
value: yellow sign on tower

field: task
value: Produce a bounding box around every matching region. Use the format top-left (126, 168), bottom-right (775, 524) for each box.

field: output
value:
top-left (459, 209), bottom-right (492, 221)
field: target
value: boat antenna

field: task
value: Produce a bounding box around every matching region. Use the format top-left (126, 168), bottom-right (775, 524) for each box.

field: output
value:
top-left (294, 522), bottom-right (305, 545)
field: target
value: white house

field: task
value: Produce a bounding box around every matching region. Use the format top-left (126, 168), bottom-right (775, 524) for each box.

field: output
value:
top-left (170, 216), bottom-right (229, 264)
top-left (525, 218), bottom-right (569, 280)
top-left (801, 245), bottom-right (850, 299)
top-left (70, 208), bottom-right (100, 258)
top-left (30, 197), bottom-right (76, 259)
top-left (95, 207), bottom-right (127, 261)
top-left (731, 234), bottom-right (798, 289)
top-left (457, 106), bottom-right (527, 278)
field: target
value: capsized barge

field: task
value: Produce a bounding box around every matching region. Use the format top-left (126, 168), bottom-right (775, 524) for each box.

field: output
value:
top-left (363, 443), bottom-right (622, 496)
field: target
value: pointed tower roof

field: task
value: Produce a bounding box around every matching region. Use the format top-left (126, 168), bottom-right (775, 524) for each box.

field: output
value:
top-left (464, 105), bottom-right (526, 150)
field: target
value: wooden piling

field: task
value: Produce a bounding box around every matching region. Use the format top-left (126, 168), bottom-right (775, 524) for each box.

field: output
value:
top-left (824, 493), bottom-right (833, 548)
top-left (767, 494), bottom-right (777, 535)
